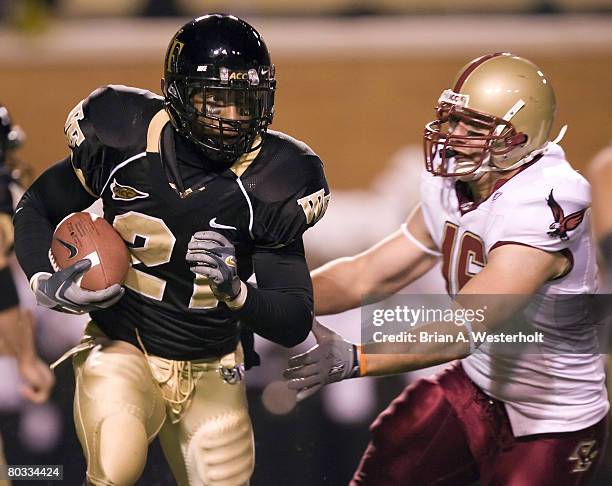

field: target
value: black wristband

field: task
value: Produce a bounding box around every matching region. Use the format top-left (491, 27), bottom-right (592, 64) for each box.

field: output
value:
top-left (0, 266), bottom-right (19, 311)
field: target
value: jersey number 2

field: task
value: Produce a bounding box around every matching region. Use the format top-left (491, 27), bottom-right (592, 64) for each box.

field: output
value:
top-left (113, 211), bottom-right (218, 309)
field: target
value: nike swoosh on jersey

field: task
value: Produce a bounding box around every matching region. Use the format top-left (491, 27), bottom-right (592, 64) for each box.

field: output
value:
top-left (55, 238), bottom-right (79, 259)
top-left (209, 218), bottom-right (237, 230)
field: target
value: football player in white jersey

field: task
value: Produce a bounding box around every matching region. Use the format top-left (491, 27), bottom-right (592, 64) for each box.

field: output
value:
top-left (285, 53), bottom-right (609, 485)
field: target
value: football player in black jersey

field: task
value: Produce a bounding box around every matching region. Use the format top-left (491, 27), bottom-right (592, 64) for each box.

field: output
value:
top-left (0, 104), bottom-right (54, 404)
top-left (0, 104), bottom-right (55, 472)
top-left (14, 14), bottom-right (329, 486)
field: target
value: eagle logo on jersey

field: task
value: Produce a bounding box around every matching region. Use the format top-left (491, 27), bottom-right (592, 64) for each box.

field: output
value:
top-left (545, 190), bottom-right (586, 241)
top-left (110, 179), bottom-right (150, 201)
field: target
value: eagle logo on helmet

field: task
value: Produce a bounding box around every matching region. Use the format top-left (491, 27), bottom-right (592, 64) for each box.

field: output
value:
top-left (546, 189), bottom-right (586, 241)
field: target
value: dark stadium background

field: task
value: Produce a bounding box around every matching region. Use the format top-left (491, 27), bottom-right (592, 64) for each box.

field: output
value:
top-left (0, 1), bottom-right (610, 484)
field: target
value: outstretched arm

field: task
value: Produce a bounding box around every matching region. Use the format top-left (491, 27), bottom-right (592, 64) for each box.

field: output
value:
top-left (286, 243), bottom-right (568, 398)
top-left (312, 204), bottom-right (440, 315)
top-left (361, 243), bottom-right (568, 376)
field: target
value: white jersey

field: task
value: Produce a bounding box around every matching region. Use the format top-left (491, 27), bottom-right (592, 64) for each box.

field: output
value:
top-left (420, 143), bottom-right (609, 436)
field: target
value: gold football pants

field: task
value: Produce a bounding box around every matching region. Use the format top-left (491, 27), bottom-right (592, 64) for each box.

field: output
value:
top-left (71, 322), bottom-right (254, 486)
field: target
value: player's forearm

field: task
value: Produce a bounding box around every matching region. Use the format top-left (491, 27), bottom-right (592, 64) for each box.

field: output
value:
top-left (237, 285), bottom-right (312, 347)
top-left (14, 158), bottom-right (97, 280)
top-left (243, 240), bottom-right (314, 346)
top-left (360, 352), bottom-right (458, 377)
top-left (14, 203), bottom-right (55, 280)
top-left (0, 306), bottom-right (36, 363)
top-left (360, 320), bottom-right (472, 376)
top-left (313, 228), bottom-right (439, 316)
top-left (312, 256), bottom-right (369, 315)
top-left (0, 307), bottom-right (20, 355)
top-left (360, 291), bottom-right (531, 377)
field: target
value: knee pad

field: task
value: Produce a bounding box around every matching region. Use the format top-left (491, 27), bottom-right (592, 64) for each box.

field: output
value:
top-left (88, 413), bottom-right (149, 486)
top-left (186, 410), bottom-right (254, 486)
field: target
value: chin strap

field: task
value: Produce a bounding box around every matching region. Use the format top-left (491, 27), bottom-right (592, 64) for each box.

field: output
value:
top-left (473, 124), bottom-right (568, 177)
top-left (551, 124), bottom-right (568, 145)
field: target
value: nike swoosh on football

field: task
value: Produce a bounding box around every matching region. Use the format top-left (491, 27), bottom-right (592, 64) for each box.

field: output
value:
top-left (209, 218), bottom-right (237, 230)
top-left (55, 238), bottom-right (79, 259)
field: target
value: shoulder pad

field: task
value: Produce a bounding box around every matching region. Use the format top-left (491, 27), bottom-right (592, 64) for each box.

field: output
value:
top-left (487, 181), bottom-right (590, 252)
top-left (65, 85), bottom-right (164, 196)
top-left (248, 134), bottom-right (330, 247)
top-left (65, 85), bottom-right (163, 151)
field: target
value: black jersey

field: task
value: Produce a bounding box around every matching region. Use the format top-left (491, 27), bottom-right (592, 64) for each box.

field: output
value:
top-left (0, 165), bottom-right (20, 311)
top-left (65, 85), bottom-right (329, 359)
top-left (0, 166), bottom-right (14, 252)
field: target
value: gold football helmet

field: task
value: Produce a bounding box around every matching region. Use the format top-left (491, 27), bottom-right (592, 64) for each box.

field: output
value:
top-left (424, 52), bottom-right (557, 177)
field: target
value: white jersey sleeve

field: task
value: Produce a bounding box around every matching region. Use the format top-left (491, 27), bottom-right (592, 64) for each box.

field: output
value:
top-left (419, 168), bottom-right (447, 251)
top-left (485, 167), bottom-right (590, 254)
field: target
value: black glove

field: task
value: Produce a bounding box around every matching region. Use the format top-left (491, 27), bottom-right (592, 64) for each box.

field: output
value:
top-left (34, 259), bottom-right (124, 314)
top-left (186, 231), bottom-right (242, 302)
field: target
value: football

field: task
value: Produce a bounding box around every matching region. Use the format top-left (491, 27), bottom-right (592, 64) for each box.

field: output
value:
top-left (50, 212), bottom-right (130, 291)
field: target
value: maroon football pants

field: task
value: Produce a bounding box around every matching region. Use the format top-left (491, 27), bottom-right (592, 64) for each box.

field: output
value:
top-left (351, 362), bottom-right (608, 486)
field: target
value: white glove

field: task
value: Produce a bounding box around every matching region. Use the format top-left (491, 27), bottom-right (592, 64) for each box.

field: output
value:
top-left (33, 259), bottom-right (124, 314)
top-left (284, 319), bottom-right (360, 401)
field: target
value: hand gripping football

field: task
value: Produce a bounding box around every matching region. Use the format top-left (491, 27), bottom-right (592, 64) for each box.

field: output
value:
top-left (50, 212), bottom-right (130, 291)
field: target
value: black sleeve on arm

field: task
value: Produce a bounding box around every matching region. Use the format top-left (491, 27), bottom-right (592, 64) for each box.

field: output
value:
top-left (236, 238), bottom-right (313, 348)
top-left (14, 157), bottom-right (97, 280)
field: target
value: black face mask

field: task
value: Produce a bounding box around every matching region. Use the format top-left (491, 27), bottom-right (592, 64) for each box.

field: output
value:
top-left (166, 83), bottom-right (272, 162)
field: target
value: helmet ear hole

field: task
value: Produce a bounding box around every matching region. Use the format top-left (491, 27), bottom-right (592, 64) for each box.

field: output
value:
top-left (507, 133), bottom-right (528, 146)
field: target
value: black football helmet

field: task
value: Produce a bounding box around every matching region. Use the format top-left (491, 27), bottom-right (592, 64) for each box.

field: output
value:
top-left (162, 14), bottom-right (276, 162)
top-left (0, 104), bottom-right (24, 166)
